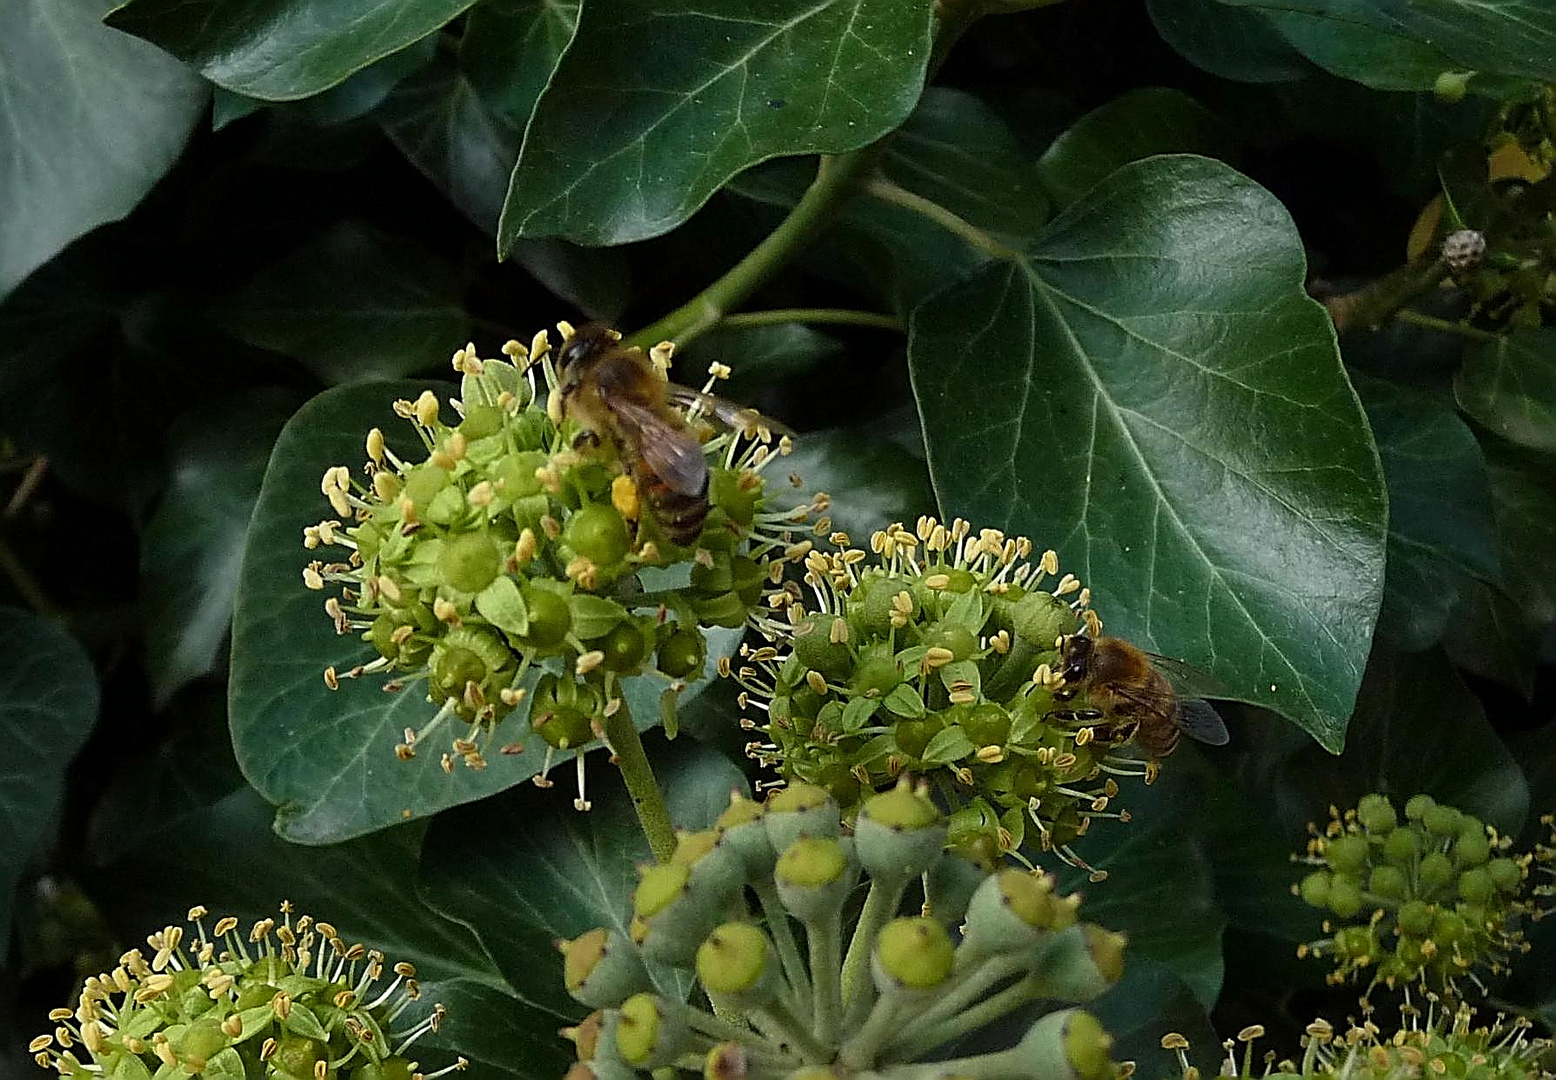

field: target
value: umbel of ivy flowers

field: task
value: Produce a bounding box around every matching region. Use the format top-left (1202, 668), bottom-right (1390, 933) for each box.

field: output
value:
top-left (1294, 795), bottom-right (1555, 1002)
top-left (730, 517), bottom-right (1154, 877)
top-left (31, 902), bottom-right (462, 1080)
top-left (1161, 1002), bottom-right (1550, 1080)
top-left (558, 780), bottom-right (1124, 1080)
top-left (303, 325), bottom-right (814, 779)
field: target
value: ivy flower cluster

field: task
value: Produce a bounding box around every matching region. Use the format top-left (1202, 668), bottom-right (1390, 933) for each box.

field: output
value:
top-left (730, 517), bottom-right (1154, 877)
top-left (303, 325), bottom-right (813, 783)
top-left (30, 902), bottom-right (461, 1080)
top-left (559, 781), bottom-right (1123, 1080)
top-left (1162, 1001), bottom-right (1550, 1080)
top-left (1293, 795), bottom-right (1553, 1002)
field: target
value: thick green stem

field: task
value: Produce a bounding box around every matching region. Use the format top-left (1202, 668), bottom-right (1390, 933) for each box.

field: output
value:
top-left (807, 913), bottom-right (844, 1049)
top-left (886, 974), bottom-right (1043, 1062)
top-left (628, 147), bottom-right (890, 350)
top-left (1393, 309), bottom-right (1504, 342)
top-left (601, 701), bottom-right (676, 863)
top-left (839, 876), bottom-right (907, 1021)
top-left (719, 308), bottom-right (904, 332)
top-left (753, 879), bottom-right (813, 1016)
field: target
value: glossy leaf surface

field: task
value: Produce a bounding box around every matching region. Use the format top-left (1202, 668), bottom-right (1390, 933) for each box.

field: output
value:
top-left (0, 611), bottom-right (98, 961)
top-left (910, 155), bottom-right (1386, 750)
top-left (106, 0), bottom-right (478, 100)
top-left (497, 0), bottom-right (935, 249)
top-left (1456, 328), bottom-right (1556, 454)
top-left (0, 0), bottom-right (205, 301)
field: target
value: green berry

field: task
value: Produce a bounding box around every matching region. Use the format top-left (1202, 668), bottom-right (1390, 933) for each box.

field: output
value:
top-left (1486, 856), bottom-right (1523, 892)
top-left (791, 615), bottom-right (853, 680)
top-left (960, 703), bottom-right (1011, 747)
top-left (1383, 827), bottom-right (1420, 866)
top-left (1327, 875), bottom-right (1363, 918)
top-left (518, 583), bottom-right (572, 649)
top-left (1398, 899), bottom-right (1435, 936)
top-left (1459, 867), bottom-right (1494, 904)
top-left (597, 620), bottom-right (652, 673)
top-left (1299, 870), bottom-right (1332, 907)
top-left (1424, 804), bottom-right (1463, 836)
top-left (1420, 851), bottom-right (1456, 890)
top-left (923, 622), bottom-right (978, 662)
top-left (1453, 826), bottom-right (1492, 868)
top-left (1404, 794), bottom-right (1436, 821)
top-left (875, 917), bottom-right (955, 991)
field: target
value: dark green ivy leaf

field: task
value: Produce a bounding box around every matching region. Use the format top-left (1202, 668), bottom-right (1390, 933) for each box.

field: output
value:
top-left (0, 610), bottom-right (98, 963)
top-left (0, 0), bottom-right (205, 302)
top-left (1355, 376), bottom-right (1499, 651)
top-left (910, 155), bottom-right (1386, 751)
top-left (497, 0), bottom-right (935, 250)
top-left (106, 0), bottom-right (478, 101)
top-left (214, 222), bottom-right (470, 385)
top-left (1456, 328), bottom-right (1556, 455)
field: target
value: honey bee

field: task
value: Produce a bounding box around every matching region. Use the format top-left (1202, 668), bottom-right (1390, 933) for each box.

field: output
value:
top-left (553, 324), bottom-right (784, 547)
top-left (1051, 634), bottom-right (1229, 758)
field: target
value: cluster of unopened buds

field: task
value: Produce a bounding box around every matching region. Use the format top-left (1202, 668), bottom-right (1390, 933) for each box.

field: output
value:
top-left (1294, 795), bottom-right (1554, 1002)
top-left (730, 516), bottom-right (1156, 875)
top-left (558, 780), bottom-right (1125, 1080)
top-left (303, 325), bottom-right (817, 786)
top-left (1162, 1000), bottom-right (1549, 1080)
top-left (31, 902), bottom-right (462, 1080)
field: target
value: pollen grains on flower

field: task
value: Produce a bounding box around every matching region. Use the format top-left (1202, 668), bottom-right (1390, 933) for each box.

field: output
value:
top-left (728, 515), bottom-right (1153, 878)
top-left (30, 902), bottom-right (466, 1080)
top-left (300, 324), bottom-right (814, 791)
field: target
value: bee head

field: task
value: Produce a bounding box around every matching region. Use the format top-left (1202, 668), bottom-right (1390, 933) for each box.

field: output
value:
top-left (556, 324), bottom-right (621, 374)
top-left (1057, 633), bottom-right (1094, 689)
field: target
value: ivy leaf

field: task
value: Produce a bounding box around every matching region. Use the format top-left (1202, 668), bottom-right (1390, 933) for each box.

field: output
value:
top-left (1444, 580), bottom-right (1538, 699)
top-left (1243, 644), bottom-right (1529, 839)
top-left (1484, 442), bottom-right (1556, 628)
top-left (461, 0), bottom-right (579, 125)
top-left (0, 0), bottom-right (205, 302)
top-left (230, 382), bottom-right (737, 844)
top-left (1261, 1), bottom-right (1467, 91)
top-left (882, 89), bottom-right (1050, 247)
top-left (417, 742), bottom-right (743, 1019)
top-left (91, 786), bottom-right (500, 984)
top-left (497, 0), bottom-right (935, 250)
top-left (1058, 763), bottom-right (1225, 1008)
top-left (105, 0), bottom-right (479, 101)
top-left (215, 222), bottom-right (470, 385)
top-left (1456, 328), bottom-right (1556, 455)
top-left (1145, 0), bottom-right (1313, 84)
top-left (675, 324), bottom-right (846, 398)
top-left (417, 978), bottom-right (566, 1080)
top-left (142, 390), bottom-right (303, 708)
top-left (909, 155), bottom-right (1386, 751)
top-left (1217, 0), bottom-right (1556, 82)
top-left (1036, 88), bottom-right (1240, 209)
top-left (782, 422), bottom-right (935, 544)
top-left (0, 610), bottom-right (98, 963)
top-left (1355, 376), bottom-right (1499, 651)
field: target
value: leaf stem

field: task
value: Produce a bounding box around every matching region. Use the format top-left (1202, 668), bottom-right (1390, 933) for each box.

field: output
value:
top-left (628, 147), bottom-right (892, 350)
top-left (861, 176), bottom-right (1020, 261)
top-left (0, 530), bottom-right (62, 619)
top-left (719, 308), bottom-right (904, 333)
top-left (839, 876), bottom-right (907, 1021)
top-left (600, 700), bottom-right (677, 863)
top-left (1393, 309), bottom-right (1504, 342)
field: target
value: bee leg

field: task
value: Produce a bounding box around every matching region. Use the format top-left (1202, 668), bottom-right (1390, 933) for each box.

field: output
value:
top-left (1048, 709), bottom-right (1104, 724)
top-left (572, 430), bottom-right (603, 451)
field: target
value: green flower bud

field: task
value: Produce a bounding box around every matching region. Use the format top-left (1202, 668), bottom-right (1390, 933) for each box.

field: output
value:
top-left (1030, 924), bottom-right (1126, 1002)
top-left (764, 783), bottom-right (841, 852)
top-left (714, 793), bottom-right (776, 879)
top-left (791, 614), bottom-right (854, 680)
top-left (518, 581), bottom-right (573, 650)
top-left (1459, 867), bottom-right (1494, 904)
top-left (1424, 804), bottom-right (1463, 836)
top-left (1420, 850), bottom-right (1456, 890)
top-left (564, 504), bottom-right (631, 573)
top-left (1298, 871), bottom-right (1332, 908)
top-left (1015, 1009), bottom-right (1115, 1080)
top-left (1486, 856), bottom-right (1523, 892)
top-left (1383, 827), bottom-right (1420, 866)
top-left (961, 868), bottom-right (1060, 960)
top-left (562, 928), bottom-right (651, 1009)
top-left (1454, 825), bottom-right (1492, 867)
top-left (1405, 793), bottom-right (1437, 821)
top-left (1324, 834), bottom-right (1369, 875)
top-left (855, 781), bottom-right (947, 882)
top-left (774, 835), bottom-right (855, 923)
top-left (614, 993), bottom-right (690, 1070)
top-left (1398, 899), bottom-right (1435, 936)
top-left (873, 917), bottom-right (955, 992)
top-left (670, 830), bottom-right (747, 909)
top-left (696, 923), bottom-right (781, 1007)
top-left (1370, 865), bottom-right (1408, 900)
top-left (921, 850), bottom-right (990, 925)
top-left (1327, 875), bottom-right (1363, 918)
top-left (631, 863), bottom-right (713, 964)
top-left (1357, 793), bottom-right (1397, 833)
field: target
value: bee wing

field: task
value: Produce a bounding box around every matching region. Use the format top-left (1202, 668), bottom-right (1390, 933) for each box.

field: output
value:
top-left (605, 396), bottom-right (710, 497)
top-left (666, 384), bottom-right (795, 438)
top-left (1174, 699), bottom-right (1230, 746)
top-left (1145, 652), bottom-right (1231, 700)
